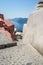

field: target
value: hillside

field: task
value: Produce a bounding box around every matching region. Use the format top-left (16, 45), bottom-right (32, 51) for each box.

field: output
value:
top-left (10, 18), bottom-right (28, 31)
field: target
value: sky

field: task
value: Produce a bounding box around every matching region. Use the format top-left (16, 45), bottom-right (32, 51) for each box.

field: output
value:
top-left (0, 0), bottom-right (37, 19)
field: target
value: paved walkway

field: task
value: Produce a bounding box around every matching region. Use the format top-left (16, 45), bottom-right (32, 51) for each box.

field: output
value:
top-left (0, 28), bottom-right (43, 65)
top-left (0, 40), bottom-right (43, 65)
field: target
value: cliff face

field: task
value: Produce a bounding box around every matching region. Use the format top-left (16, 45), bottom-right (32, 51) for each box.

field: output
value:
top-left (22, 8), bottom-right (43, 55)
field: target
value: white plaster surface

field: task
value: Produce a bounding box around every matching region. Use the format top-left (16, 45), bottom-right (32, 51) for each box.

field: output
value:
top-left (22, 8), bottom-right (43, 55)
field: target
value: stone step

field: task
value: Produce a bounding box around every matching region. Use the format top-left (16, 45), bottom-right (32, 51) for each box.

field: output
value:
top-left (0, 42), bottom-right (17, 49)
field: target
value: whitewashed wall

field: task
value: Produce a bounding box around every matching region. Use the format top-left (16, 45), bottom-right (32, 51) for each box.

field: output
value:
top-left (22, 8), bottom-right (43, 54)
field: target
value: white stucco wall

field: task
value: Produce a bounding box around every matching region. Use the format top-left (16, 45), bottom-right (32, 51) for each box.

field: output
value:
top-left (22, 8), bottom-right (43, 54)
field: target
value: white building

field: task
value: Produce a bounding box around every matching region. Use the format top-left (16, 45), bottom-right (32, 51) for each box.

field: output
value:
top-left (22, 0), bottom-right (43, 55)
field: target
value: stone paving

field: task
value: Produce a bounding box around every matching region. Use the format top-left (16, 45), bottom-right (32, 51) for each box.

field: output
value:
top-left (0, 28), bottom-right (43, 65)
top-left (0, 40), bottom-right (43, 65)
